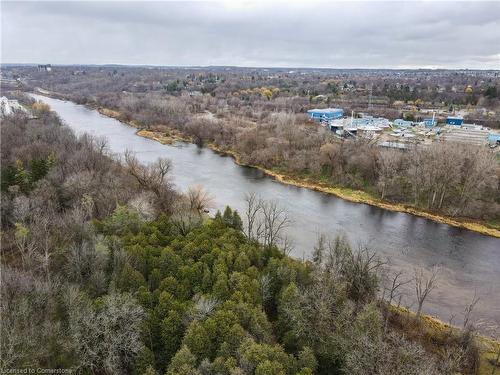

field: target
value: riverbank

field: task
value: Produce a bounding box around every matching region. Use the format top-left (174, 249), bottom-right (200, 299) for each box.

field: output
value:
top-left (204, 144), bottom-right (500, 238)
top-left (389, 305), bottom-right (499, 375)
top-left (32, 91), bottom-right (500, 238)
top-left (127, 123), bottom-right (500, 238)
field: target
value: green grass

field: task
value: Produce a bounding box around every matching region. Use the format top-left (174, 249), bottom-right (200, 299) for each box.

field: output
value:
top-left (486, 218), bottom-right (500, 231)
top-left (478, 341), bottom-right (500, 375)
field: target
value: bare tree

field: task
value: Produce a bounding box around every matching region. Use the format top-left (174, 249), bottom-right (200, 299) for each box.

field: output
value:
top-left (243, 192), bottom-right (264, 240)
top-left (124, 150), bottom-right (172, 193)
top-left (187, 185), bottom-right (214, 214)
top-left (13, 223), bottom-right (37, 270)
top-left (243, 194), bottom-right (292, 249)
top-left (420, 143), bottom-right (461, 210)
top-left (67, 290), bottom-right (144, 373)
top-left (324, 234), bottom-right (351, 279)
top-left (462, 292), bottom-right (479, 330)
top-left (383, 270), bottom-right (411, 334)
top-left (312, 233), bottom-right (327, 266)
top-left (343, 245), bottom-right (385, 305)
top-left (128, 192), bottom-right (157, 221)
top-left (414, 266), bottom-right (439, 320)
top-left (124, 150), bottom-right (175, 212)
top-left (376, 150), bottom-right (401, 200)
top-left (259, 273), bottom-right (271, 312)
top-left (36, 215), bottom-right (52, 282)
top-left (453, 145), bottom-right (496, 216)
top-left (189, 295), bottom-right (219, 322)
top-left (170, 200), bottom-right (203, 236)
top-left (261, 199), bottom-right (291, 248)
top-left (281, 235), bottom-right (295, 256)
top-left (0, 267), bottom-right (62, 369)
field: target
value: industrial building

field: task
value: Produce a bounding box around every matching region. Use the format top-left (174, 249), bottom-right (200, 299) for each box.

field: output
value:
top-left (446, 116), bottom-right (464, 126)
top-left (307, 108), bottom-right (343, 121)
top-left (328, 116), bottom-right (390, 137)
top-left (352, 116), bottom-right (390, 128)
top-left (307, 106), bottom-right (498, 148)
top-left (393, 119), bottom-right (414, 127)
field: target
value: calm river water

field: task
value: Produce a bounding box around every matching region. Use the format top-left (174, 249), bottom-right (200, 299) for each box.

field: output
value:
top-left (31, 94), bottom-right (500, 333)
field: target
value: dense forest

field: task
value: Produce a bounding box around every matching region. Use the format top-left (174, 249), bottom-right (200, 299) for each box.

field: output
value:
top-left (4, 66), bottom-right (498, 222)
top-left (0, 98), bottom-right (491, 374)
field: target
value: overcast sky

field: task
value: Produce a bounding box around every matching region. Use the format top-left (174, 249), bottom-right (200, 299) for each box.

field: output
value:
top-left (1, 0), bottom-right (500, 69)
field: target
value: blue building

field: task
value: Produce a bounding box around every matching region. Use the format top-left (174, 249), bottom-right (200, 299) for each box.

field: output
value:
top-left (488, 133), bottom-right (500, 145)
top-left (307, 108), bottom-right (343, 121)
top-left (446, 116), bottom-right (464, 126)
top-left (423, 118), bottom-right (437, 127)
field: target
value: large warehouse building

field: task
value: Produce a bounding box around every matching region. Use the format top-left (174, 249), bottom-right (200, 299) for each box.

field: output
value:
top-left (307, 108), bottom-right (344, 121)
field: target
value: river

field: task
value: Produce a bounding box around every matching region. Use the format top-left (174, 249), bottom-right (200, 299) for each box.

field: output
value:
top-left (31, 93), bottom-right (500, 334)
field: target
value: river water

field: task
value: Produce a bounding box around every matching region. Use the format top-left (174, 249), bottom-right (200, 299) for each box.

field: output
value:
top-left (31, 94), bottom-right (500, 333)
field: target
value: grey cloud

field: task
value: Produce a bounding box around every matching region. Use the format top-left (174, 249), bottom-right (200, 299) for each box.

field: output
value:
top-left (1, 1), bottom-right (499, 69)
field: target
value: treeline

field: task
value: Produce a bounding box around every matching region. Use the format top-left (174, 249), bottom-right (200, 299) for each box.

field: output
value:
top-left (7, 65), bottom-right (500, 111)
top-left (1, 101), bottom-right (488, 374)
top-left (318, 140), bottom-right (499, 217)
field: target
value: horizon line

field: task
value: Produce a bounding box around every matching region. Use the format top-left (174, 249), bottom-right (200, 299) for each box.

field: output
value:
top-left (2, 62), bottom-right (499, 72)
